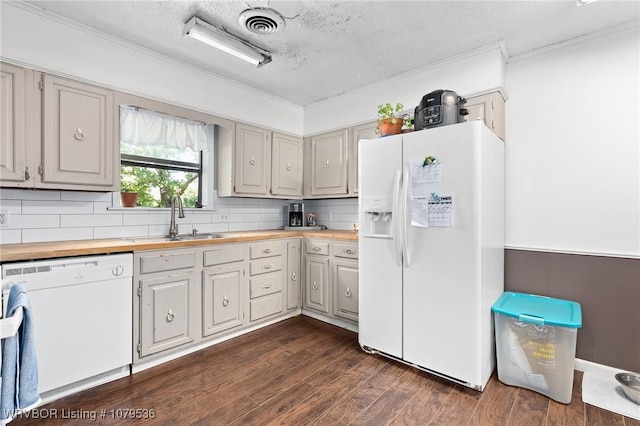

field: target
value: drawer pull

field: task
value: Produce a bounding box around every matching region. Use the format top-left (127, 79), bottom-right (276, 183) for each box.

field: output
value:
top-left (264, 248), bottom-right (271, 254)
top-left (345, 249), bottom-right (354, 255)
top-left (222, 296), bottom-right (230, 307)
top-left (263, 264), bottom-right (272, 270)
top-left (345, 288), bottom-right (352, 297)
top-left (166, 309), bottom-right (175, 322)
top-left (74, 128), bottom-right (86, 141)
top-left (312, 281), bottom-right (318, 290)
top-left (261, 284), bottom-right (273, 289)
top-left (313, 246), bottom-right (321, 251)
top-left (291, 272), bottom-right (297, 281)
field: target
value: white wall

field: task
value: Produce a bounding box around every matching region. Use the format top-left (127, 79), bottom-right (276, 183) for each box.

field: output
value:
top-left (0, 2), bottom-right (303, 136)
top-left (304, 46), bottom-right (506, 135)
top-left (505, 25), bottom-right (639, 257)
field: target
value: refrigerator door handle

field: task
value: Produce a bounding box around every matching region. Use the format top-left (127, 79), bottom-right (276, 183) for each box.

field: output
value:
top-left (392, 170), bottom-right (402, 266)
top-left (402, 167), bottom-right (411, 267)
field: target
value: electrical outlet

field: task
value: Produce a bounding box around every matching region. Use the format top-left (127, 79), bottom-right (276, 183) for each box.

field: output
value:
top-left (0, 210), bottom-right (10, 228)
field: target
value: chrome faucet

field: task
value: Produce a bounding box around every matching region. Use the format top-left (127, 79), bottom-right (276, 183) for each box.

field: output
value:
top-left (168, 195), bottom-right (185, 239)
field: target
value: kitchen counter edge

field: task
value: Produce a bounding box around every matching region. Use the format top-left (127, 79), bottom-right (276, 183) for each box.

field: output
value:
top-left (0, 230), bottom-right (359, 263)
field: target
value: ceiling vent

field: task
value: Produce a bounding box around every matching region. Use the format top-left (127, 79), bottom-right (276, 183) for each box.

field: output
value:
top-left (238, 8), bottom-right (285, 35)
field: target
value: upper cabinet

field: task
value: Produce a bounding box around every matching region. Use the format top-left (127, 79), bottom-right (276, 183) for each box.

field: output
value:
top-left (40, 74), bottom-right (116, 190)
top-left (463, 91), bottom-right (506, 141)
top-left (304, 122), bottom-right (376, 199)
top-left (0, 62), bottom-right (118, 191)
top-left (350, 122), bottom-right (378, 196)
top-left (0, 62), bottom-right (34, 187)
top-left (233, 123), bottom-right (271, 196)
top-left (218, 122), bottom-right (303, 199)
top-left (271, 132), bottom-right (303, 197)
top-left (303, 129), bottom-right (349, 198)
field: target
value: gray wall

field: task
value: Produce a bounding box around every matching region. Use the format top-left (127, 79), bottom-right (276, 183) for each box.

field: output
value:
top-left (505, 249), bottom-right (640, 372)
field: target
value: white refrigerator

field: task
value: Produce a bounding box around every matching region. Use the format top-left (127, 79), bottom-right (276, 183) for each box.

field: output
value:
top-left (358, 120), bottom-right (504, 391)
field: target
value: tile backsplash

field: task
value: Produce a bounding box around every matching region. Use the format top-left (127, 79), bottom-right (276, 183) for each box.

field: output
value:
top-left (0, 189), bottom-right (359, 244)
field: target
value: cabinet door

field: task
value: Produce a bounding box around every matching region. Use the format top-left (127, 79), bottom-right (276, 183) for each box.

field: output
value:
top-left (0, 62), bottom-right (33, 187)
top-left (308, 129), bottom-right (348, 196)
top-left (286, 239), bottom-right (301, 310)
top-left (271, 132), bottom-right (302, 198)
top-left (202, 262), bottom-right (245, 336)
top-left (41, 74), bottom-right (115, 190)
top-left (234, 123), bottom-right (271, 195)
top-left (350, 122), bottom-right (377, 196)
top-left (140, 273), bottom-right (194, 357)
top-left (333, 258), bottom-right (359, 322)
top-left (304, 255), bottom-right (329, 313)
top-left (464, 92), bottom-right (505, 141)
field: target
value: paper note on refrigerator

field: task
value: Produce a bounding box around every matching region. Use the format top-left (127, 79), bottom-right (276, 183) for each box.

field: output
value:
top-left (427, 194), bottom-right (452, 227)
top-left (410, 160), bottom-right (441, 227)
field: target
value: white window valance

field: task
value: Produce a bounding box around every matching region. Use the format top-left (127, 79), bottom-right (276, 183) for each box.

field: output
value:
top-left (120, 105), bottom-right (207, 152)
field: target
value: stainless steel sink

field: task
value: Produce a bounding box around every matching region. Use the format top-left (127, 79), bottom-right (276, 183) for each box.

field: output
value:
top-left (122, 233), bottom-right (228, 243)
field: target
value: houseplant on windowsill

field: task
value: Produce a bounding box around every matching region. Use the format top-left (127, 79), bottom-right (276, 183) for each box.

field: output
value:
top-left (376, 102), bottom-right (413, 136)
top-left (119, 180), bottom-right (138, 208)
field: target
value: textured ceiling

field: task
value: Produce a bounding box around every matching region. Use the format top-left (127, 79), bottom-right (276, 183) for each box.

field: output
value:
top-left (21, 0), bottom-right (640, 105)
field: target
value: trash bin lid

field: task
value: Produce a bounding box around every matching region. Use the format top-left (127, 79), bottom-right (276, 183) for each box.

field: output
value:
top-left (491, 292), bottom-right (582, 328)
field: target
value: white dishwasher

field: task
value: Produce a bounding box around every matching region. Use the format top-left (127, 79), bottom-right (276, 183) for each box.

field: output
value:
top-left (1, 253), bottom-right (133, 399)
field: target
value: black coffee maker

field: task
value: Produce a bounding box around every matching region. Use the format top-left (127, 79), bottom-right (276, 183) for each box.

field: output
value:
top-left (288, 203), bottom-right (304, 227)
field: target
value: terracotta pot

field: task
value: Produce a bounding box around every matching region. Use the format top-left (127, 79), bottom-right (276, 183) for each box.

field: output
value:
top-left (377, 118), bottom-right (404, 136)
top-left (120, 191), bottom-right (138, 207)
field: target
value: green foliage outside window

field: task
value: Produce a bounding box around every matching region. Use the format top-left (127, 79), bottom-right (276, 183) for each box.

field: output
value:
top-left (120, 165), bottom-right (199, 208)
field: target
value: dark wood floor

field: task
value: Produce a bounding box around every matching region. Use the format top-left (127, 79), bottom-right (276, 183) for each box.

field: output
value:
top-left (11, 316), bottom-right (640, 425)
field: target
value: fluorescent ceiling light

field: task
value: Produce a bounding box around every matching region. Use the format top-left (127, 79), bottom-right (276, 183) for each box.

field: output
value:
top-left (183, 16), bottom-right (272, 67)
top-left (576, 0), bottom-right (597, 5)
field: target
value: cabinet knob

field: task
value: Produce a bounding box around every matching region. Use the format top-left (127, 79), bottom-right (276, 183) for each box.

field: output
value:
top-left (222, 296), bottom-right (230, 307)
top-left (166, 309), bottom-right (175, 322)
top-left (286, 163), bottom-right (291, 171)
top-left (312, 281), bottom-right (318, 290)
top-left (263, 264), bottom-right (272, 270)
top-left (249, 156), bottom-right (256, 166)
top-left (74, 128), bottom-right (86, 141)
top-left (324, 160), bottom-right (330, 168)
top-left (345, 249), bottom-right (354, 255)
top-left (264, 248), bottom-right (271, 254)
top-left (291, 272), bottom-right (297, 281)
top-left (313, 246), bottom-right (321, 251)
top-left (345, 288), bottom-right (352, 297)
top-left (261, 284), bottom-right (273, 289)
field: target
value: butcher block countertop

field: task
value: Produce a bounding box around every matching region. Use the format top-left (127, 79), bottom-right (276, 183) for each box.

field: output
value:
top-left (0, 229), bottom-right (358, 263)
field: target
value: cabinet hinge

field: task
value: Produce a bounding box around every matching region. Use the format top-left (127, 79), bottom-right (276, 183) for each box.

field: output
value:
top-left (38, 80), bottom-right (44, 91)
top-left (38, 165), bottom-right (43, 175)
top-left (137, 286), bottom-right (142, 296)
top-left (23, 168), bottom-right (30, 182)
top-left (136, 343), bottom-right (141, 353)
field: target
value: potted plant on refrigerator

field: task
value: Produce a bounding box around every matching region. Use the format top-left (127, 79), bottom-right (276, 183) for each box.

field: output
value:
top-left (376, 102), bottom-right (413, 136)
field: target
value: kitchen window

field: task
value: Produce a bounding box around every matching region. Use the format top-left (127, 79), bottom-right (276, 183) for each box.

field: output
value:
top-left (120, 105), bottom-right (209, 208)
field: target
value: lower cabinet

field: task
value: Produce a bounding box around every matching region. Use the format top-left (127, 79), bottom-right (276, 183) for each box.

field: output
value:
top-left (135, 249), bottom-right (199, 358)
top-left (286, 239), bottom-right (301, 310)
top-left (202, 261), bottom-right (245, 336)
top-left (249, 240), bottom-right (285, 322)
top-left (304, 255), bottom-right (330, 313)
top-left (333, 258), bottom-right (359, 321)
top-left (303, 239), bottom-right (359, 324)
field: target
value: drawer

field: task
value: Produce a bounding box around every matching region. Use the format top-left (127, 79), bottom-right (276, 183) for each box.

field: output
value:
top-left (305, 241), bottom-right (329, 256)
top-left (249, 241), bottom-right (283, 259)
top-left (249, 256), bottom-right (283, 276)
top-left (250, 293), bottom-right (284, 322)
top-left (333, 243), bottom-right (358, 259)
top-left (140, 252), bottom-right (195, 274)
top-left (203, 244), bottom-right (245, 267)
top-left (250, 271), bottom-right (283, 299)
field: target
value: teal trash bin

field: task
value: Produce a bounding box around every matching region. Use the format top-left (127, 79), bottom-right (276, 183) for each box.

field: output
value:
top-left (491, 292), bottom-right (582, 404)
